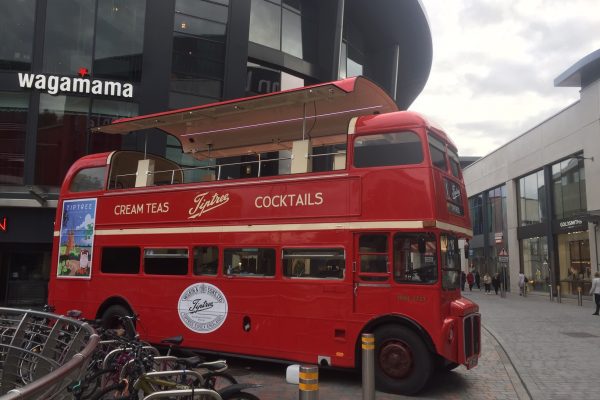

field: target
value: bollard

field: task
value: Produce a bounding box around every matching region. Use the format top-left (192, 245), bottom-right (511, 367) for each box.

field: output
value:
top-left (549, 285), bottom-right (554, 302)
top-left (523, 282), bottom-right (527, 297)
top-left (362, 333), bottom-right (376, 400)
top-left (299, 365), bottom-right (318, 400)
top-left (577, 287), bottom-right (583, 306)
top-left (556, 285), bottom-right (562, 303)
top-left (500, 281), bottom-right (506, 298)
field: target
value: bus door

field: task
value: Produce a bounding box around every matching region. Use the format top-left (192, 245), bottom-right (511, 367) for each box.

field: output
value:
top-left (353, 233), bottom-right (392, 314)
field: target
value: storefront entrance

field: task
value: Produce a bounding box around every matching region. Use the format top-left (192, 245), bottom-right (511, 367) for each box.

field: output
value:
top-left (557, 231), bottom-right (591, 296)
top-left (0, 243), bottom-right (51, 307)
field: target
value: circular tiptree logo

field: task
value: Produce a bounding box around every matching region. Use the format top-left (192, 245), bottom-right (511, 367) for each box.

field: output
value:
top-left (178, 283), bottom-right (228, 333)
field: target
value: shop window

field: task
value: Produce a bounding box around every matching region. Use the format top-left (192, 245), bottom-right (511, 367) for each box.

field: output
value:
top-left (0, 92), bottom-right (29, 185)
top-left (36, 95), bottom-right (89, 187)
top-left (193, 246), bottom-right (219, 275)
top-left (249, 0), bottom-right (282, 51)
top-left (282, 248), bottom-right (345, 279)
top-left (518, 170), bottom-right (546, 226)
top-left (0, 0), bottom-right (35, 71)
top-left (469, 195), bottom-right (484, 235)
top-left (101, 247), bottom-right (140, 274)
top-left (552, 157), bottom-right (587, 219)
top-left (393, 233), bottom-right (437, 284)
top-left (69, 167), bottom-right (106, 192)
top-left (171, 0), bottom-right (227, 102)
top-left (354, 132), bottom-right (423, 168)
top-left (144, 248), bottom-right (189, 275)
top-left (89, 99), bottom-right (138, 154)
top-left (94, 0), bottom-right (146, 82)
top-left (249, 0), bottom-right (317, 62)
top-left (43, 0), bottom-right (94, 75)
top-left (521, 237), bottom-right (549, 292)
top-left (176, 0), bottom-right (229, 24)
top-left (224, 248), bottom-right (276, 277)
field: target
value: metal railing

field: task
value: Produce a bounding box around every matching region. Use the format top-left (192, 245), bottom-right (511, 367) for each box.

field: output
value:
top-left (0, 308), bottom-right (99, 400)
top-left (112, 151), bottom-right (346, 188)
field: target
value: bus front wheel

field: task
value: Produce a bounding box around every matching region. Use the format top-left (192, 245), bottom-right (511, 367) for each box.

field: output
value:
top-left (373, 325), bottom-right (433, 395)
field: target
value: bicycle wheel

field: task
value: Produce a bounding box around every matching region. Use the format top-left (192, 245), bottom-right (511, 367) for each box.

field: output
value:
top-left (90, 381), bottom-right (129, 400)
top-left (202, 371), bottom-right (238, 391)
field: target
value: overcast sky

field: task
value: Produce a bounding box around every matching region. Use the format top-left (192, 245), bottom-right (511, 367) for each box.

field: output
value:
top-left (410, 0), bottom-right (600, 157)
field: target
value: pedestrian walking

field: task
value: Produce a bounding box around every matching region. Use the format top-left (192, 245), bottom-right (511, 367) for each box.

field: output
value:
top-left (483, 273), bottom-right (492, 294)
top-left (518, 272), bottom-right (525, 296)
top-left (492, 272), bottom-right (500, 295)
top-left (467, 271), bottom-right (474, 291)
top-left (461, 271), bottom-right (466, 291)
top-left (475, 270), bottom-right (481, 290)
top-left (590, 271), bottom-right (600, 315)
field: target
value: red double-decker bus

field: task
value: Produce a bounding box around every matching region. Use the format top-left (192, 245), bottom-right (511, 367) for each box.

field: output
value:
top-left (48, 77), bottom-right (480, 395)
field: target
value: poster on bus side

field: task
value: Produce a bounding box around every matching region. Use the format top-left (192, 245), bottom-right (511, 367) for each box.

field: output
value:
top-left (57, 198), bottom-right (97, 279)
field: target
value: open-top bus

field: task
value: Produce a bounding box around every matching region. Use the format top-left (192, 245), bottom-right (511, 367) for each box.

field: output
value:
top-left (48, 77), bottom-right (480, 395)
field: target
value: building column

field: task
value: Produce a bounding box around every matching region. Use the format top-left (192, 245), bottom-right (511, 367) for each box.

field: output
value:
top-left (543, 165), bottom-right (558, 291)
top-left (506, 179), bottom-right (520, 293)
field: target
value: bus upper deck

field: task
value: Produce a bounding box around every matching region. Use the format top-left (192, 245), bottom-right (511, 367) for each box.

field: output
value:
top-left (70, 77), bottom-right (469, 233)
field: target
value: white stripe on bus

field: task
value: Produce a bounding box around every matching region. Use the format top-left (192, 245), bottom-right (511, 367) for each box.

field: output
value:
top-left (53, 220), bottom-right (472, 237)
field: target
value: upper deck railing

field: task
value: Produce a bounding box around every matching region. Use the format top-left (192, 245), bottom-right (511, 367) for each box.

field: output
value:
top-left (110, 149), bottom-right (346, 189)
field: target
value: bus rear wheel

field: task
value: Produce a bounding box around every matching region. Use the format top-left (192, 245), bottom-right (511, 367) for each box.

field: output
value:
top-left (101, 304), bottom-right (135, 339)
top-left (373, 325), bottom-right (433, 395)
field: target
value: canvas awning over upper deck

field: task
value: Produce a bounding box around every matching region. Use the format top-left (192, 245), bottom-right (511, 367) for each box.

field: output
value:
top-left (92, 77), bottom-right (399, 159)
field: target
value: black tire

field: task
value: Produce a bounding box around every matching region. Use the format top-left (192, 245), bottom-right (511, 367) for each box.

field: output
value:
top-left (203, 371), bottom-right (238, 391)
top-left (220, 392), bottom-right (260, 400)
top-left (90, 382), bottom-right (128, 400)
top-left (373, 325), bottom-right (433, 395)
top-left (101, 305), bottom-right (135, 339)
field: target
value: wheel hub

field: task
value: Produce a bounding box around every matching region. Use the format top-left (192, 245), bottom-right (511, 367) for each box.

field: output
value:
top-left (379, 340), bottom-right (413, 378)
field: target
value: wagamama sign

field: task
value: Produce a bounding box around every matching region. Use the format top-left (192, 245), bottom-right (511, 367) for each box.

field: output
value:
top-left (17, 68), bottom-right (133, 98)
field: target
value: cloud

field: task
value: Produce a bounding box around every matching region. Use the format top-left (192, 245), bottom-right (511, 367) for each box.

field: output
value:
top-left (76, 214), bottom-right (94, 231)
top-left (411, 0), bottom-right (600, 156)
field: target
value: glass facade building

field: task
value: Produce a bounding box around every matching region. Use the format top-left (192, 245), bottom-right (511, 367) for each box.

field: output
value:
top-left (468, 154), bottom-right (592, 296)
top-left (0, 0), bottom-right (432, 306)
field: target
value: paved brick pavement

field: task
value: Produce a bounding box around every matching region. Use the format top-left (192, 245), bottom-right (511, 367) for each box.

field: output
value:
top-left (225, 316), bottom-right (528, 399)
top-left (107, 289), bottom-right (597, 399)
top-left (462, 289), bottom-right (600, 400)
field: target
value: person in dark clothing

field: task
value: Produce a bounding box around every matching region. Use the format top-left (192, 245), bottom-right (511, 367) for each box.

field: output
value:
top-left (461, 271), bottom-right (466, 291)
top-left (466, 272), bottom-right (474, 291)
top-left (475, 271), bottom-right (481, 290)
top-left (492, 273), bottom-right (500, 295)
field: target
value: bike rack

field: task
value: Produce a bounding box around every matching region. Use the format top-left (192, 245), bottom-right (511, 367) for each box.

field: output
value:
top-left (0, 307), bottom-right (99, 400)
top-left (143, 388), bottom-right (223, 399)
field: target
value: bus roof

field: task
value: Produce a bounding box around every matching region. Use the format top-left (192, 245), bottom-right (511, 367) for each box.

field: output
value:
top-left (92, 77), bottom-right (398, 159)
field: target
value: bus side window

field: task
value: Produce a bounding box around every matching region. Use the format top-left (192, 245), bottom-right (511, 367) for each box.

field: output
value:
top-left (224, 248), bottom-right (275, 277)
top-left (428, 133), bottom-right (447, 171)
top-left (193, 246), bottom-right (219, 275)
top-left (393, 233), bottom-right (437, 284)
top-left (144, 248), bottom-right (188, 275)
top-left (70, 166), bottom-right (106, 192)
top-left (282, 248), bottom-right (345, 279)
top-left (101, 247), bottom-right (140, 274)
top-left (353, 132), bottom-right (423, 168)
